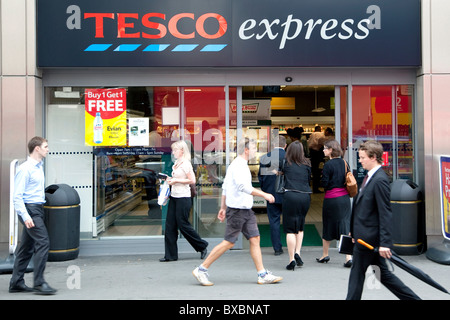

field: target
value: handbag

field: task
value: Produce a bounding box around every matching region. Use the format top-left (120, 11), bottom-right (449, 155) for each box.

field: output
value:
top-left (275, 159), bottom-right (286, 194)
top-left (344, 160), bottom-right (358, 197)
top-left (157, 180), bottom-right (171, 206)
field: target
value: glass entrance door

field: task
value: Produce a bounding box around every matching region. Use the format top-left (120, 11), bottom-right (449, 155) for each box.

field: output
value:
top-left (349, 85), bottom-right (415, 184)
top-left (182, 86), bottom-right (235, 238)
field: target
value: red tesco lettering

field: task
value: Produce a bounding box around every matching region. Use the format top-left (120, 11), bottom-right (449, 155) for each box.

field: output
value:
top-left (84, 12), bottom-right (227, 39)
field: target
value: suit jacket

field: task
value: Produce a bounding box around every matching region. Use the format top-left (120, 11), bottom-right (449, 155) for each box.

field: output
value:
top-left (350, 167), bottom-right (393, 250)
top-left (258, 147), bottom-right (285, 204)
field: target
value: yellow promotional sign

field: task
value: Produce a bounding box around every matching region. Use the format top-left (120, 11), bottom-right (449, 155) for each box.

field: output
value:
top-left (440, 156), bottom-right (450, 240)
top-left (85, 88), bottom-right (127, 146)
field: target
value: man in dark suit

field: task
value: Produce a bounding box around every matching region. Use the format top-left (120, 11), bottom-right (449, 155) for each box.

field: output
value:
top-left (346, 140), bottom-right (419, 300)
top-left (258, 135), bottom-right (286, 255)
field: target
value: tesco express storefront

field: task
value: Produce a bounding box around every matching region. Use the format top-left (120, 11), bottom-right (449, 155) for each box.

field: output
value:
top-left (36, 0), bottom-right (422, 255)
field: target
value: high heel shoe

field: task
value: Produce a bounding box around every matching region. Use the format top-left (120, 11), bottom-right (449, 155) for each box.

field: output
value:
top-left (286, 260), bottom-right (296, 271)
top-left (294, 253), bottom-right (304, 266)
top-left (343, 259), bottom-right (353, 268)
top-left (316, 256), bottom-right (330, 263)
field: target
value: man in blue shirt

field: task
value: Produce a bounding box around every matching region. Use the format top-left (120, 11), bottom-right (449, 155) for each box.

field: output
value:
top-left (9, 136), bottom-right (57, 295)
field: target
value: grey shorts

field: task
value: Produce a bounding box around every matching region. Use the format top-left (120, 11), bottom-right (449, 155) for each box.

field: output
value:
top-left (224, 207), bottom-right (260, 243)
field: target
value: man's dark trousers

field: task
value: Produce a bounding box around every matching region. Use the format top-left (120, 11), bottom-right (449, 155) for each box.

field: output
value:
top-left (267, 202), bottom-right (283, 253)
top-left (346, 247), bottom-right (420, 300)
top-left (10, 204), bottom-right (49, 287)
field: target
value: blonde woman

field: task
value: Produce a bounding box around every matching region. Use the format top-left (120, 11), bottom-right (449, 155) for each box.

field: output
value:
top-left (160, 140), bottom-right (208, 262)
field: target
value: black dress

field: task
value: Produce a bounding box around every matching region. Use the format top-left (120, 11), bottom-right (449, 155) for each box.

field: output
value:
top-left (321, 158), bottom-right (351, 241)
top-left (281, 162), bottom-right (312, 233)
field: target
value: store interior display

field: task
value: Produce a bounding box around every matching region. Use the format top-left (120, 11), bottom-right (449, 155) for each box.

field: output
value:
top-left (45, 84), bottom-right (414, 239)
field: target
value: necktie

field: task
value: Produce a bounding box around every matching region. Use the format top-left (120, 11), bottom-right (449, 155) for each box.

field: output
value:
top-left (360, 175), bottom-right (368, 190)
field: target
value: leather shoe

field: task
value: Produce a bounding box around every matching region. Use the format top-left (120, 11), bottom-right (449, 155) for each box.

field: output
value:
top-left (159, 257), bottom-right (177, 262)
top-left (200, 248), bottom-right (208, 259)
top-left (9, 283), bottom-right (33, 293)
top-left (33, 282), bottom-right (57, 295)
top-left (274, 250), bottom-right (284, 256)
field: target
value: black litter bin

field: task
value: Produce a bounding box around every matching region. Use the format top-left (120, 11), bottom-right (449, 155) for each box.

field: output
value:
top-left (390, 180), bottom-right (426, 255)
top-left (44, 184), bottom-right (81, 261)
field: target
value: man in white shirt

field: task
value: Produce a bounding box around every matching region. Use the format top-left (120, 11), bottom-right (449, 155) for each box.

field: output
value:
top-left (9, 136), bottom-right (57, 295)
top-left (193, 138), bottom-right (283, 286)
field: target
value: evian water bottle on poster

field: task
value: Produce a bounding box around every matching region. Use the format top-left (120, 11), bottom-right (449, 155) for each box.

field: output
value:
top-left (93, 112), bottom-right (103, 144)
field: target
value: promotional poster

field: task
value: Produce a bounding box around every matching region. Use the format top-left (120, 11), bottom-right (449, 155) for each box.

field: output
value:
top-left (440, 156), bottom-right (450, 240)
top-left (85, 88), bottom-right (127, 146)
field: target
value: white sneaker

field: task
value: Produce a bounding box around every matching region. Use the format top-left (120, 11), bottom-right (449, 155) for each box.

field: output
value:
top-left (257, 270), bottom-right (283, 284)
top-left (192, 267), bottom-right (214, 286)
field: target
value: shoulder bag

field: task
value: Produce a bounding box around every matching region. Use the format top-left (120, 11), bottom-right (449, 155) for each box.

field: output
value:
top-left (344, 160), bottom-right (358, 197)
top-left (189, 183), bottom-right (197, 197)
top-left (275, 159), bottom-right (286, 193)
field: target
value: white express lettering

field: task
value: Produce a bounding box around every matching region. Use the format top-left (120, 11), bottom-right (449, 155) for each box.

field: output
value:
top-left (320, 18), bottom-right (338, 40)
top-left (239, 19), bottom-right (257, 40)
top-left (280, 15), bottom-right (302, 49)
top-left (339, 19), bottom-right (354, 40)
top-left (239, 6), bottom-right (379, 49)
top-left (257, 18), bottom-right (281, 40)
top-left (355, 19), bottom-right (370, 40)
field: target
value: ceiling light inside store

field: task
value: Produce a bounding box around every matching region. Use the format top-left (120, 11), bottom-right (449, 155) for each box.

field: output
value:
top-left (311, 87), bottom-right (326, 112)
top-left (54, 87), bottom-right (80, 98)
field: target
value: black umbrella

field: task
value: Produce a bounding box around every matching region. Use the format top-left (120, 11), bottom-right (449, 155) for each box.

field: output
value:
top-left (357, 239), bottom-right (449, 294)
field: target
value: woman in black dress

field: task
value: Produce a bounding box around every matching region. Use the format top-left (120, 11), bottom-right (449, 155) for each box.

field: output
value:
top-left (281, 141), bottom-right (312, 270)
top-left (317, 139), bottom-right (352, 267)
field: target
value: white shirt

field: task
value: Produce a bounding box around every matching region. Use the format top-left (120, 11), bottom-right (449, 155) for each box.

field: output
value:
top-left (171, 160), bottom-right (194, 198)
top-left (365, 164), bottom-right (382, 186)
top-left (13, 157), bottom-right (46, 221)
top-left (222, 156), bottom-right (254, 209)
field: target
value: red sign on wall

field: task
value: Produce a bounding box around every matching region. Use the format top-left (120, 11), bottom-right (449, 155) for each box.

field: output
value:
top-left (381, 151), bottom-right (389, 166)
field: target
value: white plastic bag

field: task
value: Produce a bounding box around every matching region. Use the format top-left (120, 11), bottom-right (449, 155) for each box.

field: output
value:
top-left (157, 180), bottom-right (171, 206)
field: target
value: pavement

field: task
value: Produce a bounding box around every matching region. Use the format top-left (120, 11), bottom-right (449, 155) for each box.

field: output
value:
top-left (0, 236), bottom-right (449, 305)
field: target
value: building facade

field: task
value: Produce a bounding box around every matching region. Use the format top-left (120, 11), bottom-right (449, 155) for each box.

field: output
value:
top-left (0, 0), bottom-right (447, 253)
